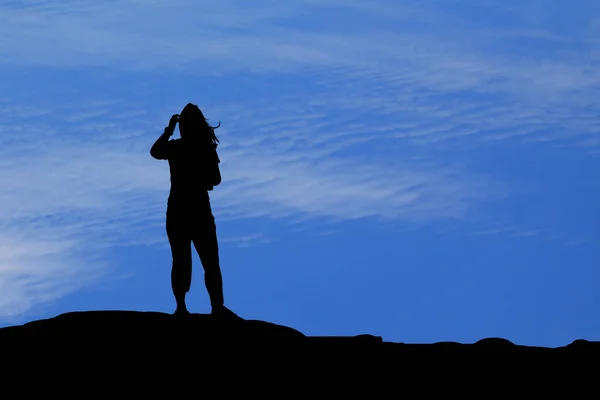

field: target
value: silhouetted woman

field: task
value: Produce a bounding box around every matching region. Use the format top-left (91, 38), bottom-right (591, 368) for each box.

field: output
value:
top-left (151, 103), bottom-right (237, 318)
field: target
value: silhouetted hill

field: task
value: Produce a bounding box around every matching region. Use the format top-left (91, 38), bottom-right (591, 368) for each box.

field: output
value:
top-left (1, 311), bottom-right (597, 390)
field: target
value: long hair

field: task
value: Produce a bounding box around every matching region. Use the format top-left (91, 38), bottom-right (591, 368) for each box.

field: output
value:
top-left (180, 103), bottom-right (220, 147)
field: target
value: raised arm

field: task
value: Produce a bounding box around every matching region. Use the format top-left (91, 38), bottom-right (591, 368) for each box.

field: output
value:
top-left (150, 129), bottom-right (172, 160)
top-left (150, 114), bottom-right (179, 160)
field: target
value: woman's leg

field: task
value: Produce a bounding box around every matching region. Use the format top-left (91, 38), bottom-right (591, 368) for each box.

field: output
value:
top-left (192, 219), bottom-right (224, 308)
top-left (168, 232), bottom-right (193, 313)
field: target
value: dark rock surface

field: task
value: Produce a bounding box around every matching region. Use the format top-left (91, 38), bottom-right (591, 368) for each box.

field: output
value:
top-left (1, 310), bottom-right (596, 391)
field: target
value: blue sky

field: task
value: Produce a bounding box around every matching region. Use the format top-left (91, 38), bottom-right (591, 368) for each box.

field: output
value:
top-left (0, 0), bottom-right (598, 347)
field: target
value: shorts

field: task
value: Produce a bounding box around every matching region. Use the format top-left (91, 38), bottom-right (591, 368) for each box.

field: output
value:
top-left (166, 201), bottom-right (216, 240)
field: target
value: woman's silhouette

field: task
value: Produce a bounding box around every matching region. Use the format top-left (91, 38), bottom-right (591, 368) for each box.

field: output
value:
top-left (151, 103), bottom-right (237, 318)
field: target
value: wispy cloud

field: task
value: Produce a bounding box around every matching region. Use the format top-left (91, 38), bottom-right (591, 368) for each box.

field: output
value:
top-left (471, 225), bottom-right (542, 239)
top-left (0, 90), bottom-right (503, 318)
top-left (1, 1), bottom-right (598, 151)
top-left (0, 229), bottom-right (106, 321)
top-left (0, 0), bottom-right (597, 318)
top-left (221, 233), bottom-right (273, 248)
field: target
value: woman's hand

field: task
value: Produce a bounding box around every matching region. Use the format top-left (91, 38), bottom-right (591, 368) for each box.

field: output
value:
top-left (167, 114), bottom-right (180, 134)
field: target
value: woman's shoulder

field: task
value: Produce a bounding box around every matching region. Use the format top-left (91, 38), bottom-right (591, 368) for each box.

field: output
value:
top-left (163, 138), bottom-right (181, 160)
top-left (168, 138), bottom-right (183, 148)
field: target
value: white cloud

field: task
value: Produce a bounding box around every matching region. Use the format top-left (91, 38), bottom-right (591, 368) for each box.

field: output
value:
top-left (1, 2), bottom-right (597, 148)
top-left (0, 0), bottom-right (597, 319)
top-left (0, 229), bottom-right (106, 322)
top-left (0, 93), bottom-right (505, 318)
top-left (220, 233), bottom-right (273, 248)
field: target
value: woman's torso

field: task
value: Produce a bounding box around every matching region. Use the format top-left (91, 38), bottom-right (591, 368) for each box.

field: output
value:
top-left (166, 138), bottom-right (213, 211)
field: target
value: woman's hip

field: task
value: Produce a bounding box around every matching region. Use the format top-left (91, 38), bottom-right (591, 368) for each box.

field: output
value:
top-left (166, 210), bottom-right (215, 239)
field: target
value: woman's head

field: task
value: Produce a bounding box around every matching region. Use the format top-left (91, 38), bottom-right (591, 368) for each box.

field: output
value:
top-left (178, 103), bottom-right (220, 146)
